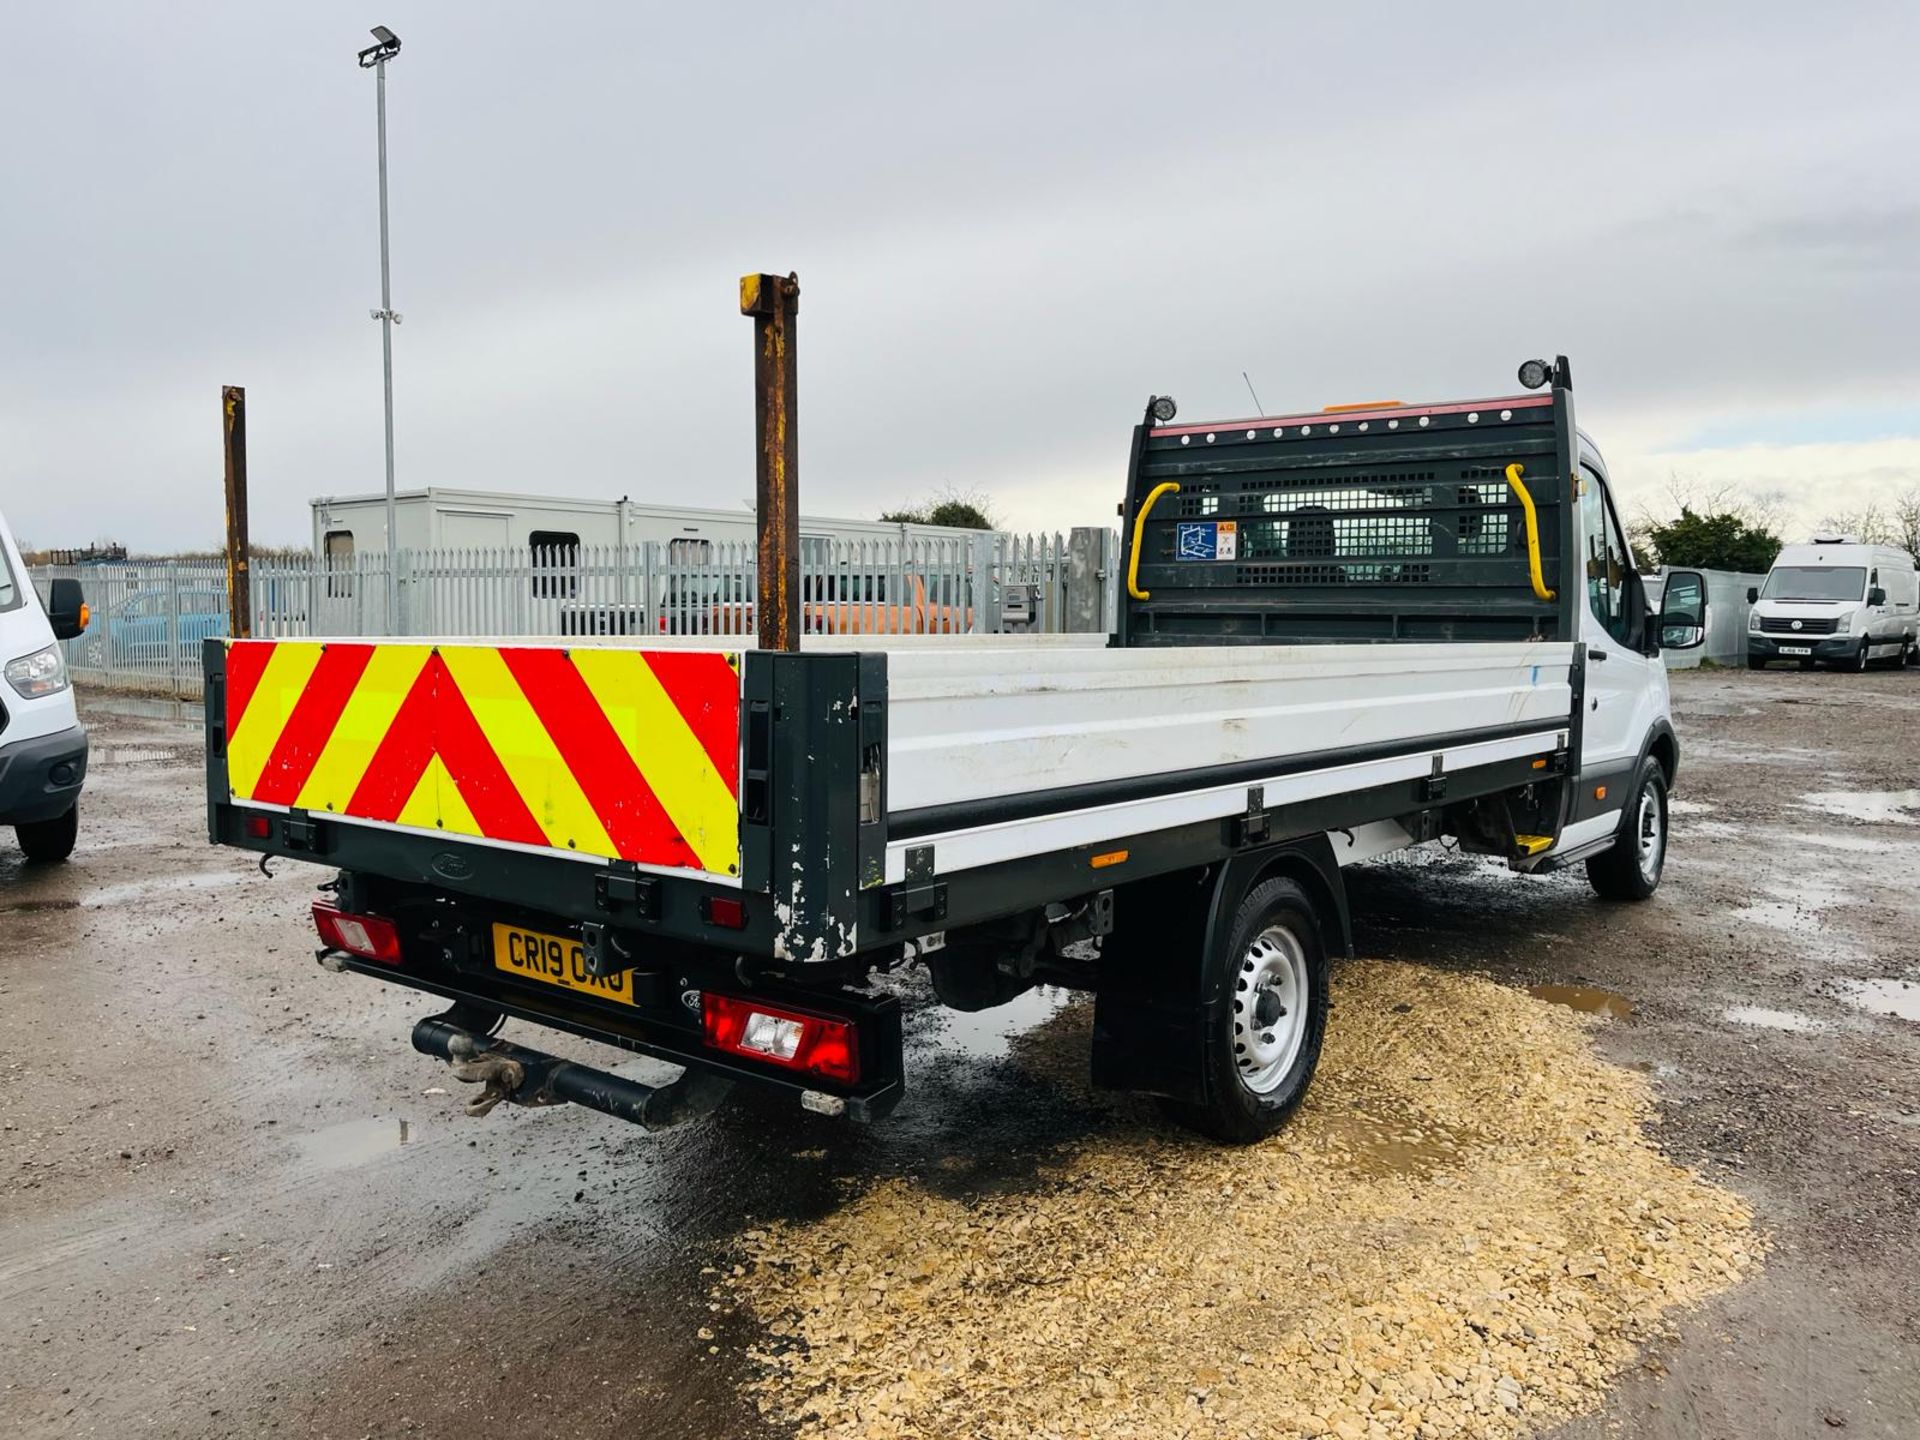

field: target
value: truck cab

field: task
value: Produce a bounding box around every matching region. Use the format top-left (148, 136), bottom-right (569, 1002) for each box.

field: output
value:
top-left (0, 511), bottom-right (89, 862)
top-left (1747, 538), bottom-right (1920, 671)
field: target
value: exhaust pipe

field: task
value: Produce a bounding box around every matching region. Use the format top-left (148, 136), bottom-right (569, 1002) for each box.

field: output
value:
top-left (411, 1012), bottom-right (731, 1131)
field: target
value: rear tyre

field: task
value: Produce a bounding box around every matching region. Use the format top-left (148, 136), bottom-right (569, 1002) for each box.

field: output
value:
top-left (16, 803), bottom-right (79, 864)
top-left (1165, 876), bottom-right (1330, 1145)
top-left (1585, 764), bottom-right (1666, 901)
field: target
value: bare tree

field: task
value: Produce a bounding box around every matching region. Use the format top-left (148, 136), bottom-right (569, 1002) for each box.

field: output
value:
top-left (1818, 503), bottom-right (1896, 545)
top-left (1631, 470), bottom-right (1788, 569)
top-left (1891, 487), bottom-right (1920, 559)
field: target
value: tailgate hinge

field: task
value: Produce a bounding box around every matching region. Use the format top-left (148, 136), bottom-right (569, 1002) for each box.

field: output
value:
top-left (282, 811), bottom-right (327, 854)
top-left (885, 882), bottom-right (947, 930)
top-left (595, 866), bottom-right (660, 921)
top-left (1226, 785), bottom-right (1271, 848)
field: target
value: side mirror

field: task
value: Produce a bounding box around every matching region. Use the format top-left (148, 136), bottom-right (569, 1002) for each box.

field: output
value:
top-left (1657, 616), bottom-right (1707, 650)
top-left (1658, 570), bottom-right (1708, 650)
top-left (1746, 586), bottom-right (1759, 604)
top-left (1869, 586), bottom-right (1887, 607)
top-left (45, 576), bottom-right (88, 641)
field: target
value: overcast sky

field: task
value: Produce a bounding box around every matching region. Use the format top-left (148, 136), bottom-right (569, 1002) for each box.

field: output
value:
top-left (3, 2), bottom-right (1917, 553)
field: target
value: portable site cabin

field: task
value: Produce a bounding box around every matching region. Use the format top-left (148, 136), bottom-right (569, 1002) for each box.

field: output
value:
top-left (304, 488), bottom-right (998, 636)
top-left (309, 488), bottom-right (986, 563)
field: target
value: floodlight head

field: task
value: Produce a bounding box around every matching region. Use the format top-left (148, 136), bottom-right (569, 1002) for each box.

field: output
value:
top-left (358, 25), bottom-right (402, 67)
top-left (1149, 395), bottom-right (1178, 424)
top-left (1517, 358), bottom-right (1551, 391)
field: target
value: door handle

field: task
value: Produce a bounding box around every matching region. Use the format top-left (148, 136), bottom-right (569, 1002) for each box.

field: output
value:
top-left (1590, 650), bottom-right (1610, 661)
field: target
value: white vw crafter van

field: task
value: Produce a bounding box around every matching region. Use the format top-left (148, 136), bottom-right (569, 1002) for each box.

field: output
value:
top-left (0, 510), bottom-right (89, 862)
top-left (1747, 537), bottom-right (1920, 671)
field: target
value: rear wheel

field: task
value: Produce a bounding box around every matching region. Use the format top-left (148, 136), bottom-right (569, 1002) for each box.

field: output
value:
top-left (1586, 764), bottom-right (1666, 901)
top-left (1165, 876), bottom-right (1330, 1144)
top-left (16, 803), bottom-right (79, 863)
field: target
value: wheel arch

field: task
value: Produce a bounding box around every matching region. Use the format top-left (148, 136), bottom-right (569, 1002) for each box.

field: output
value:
top-left (1240, 835), bottom-right (1353, 962)
top-left (1642, 718), bottom-right (1679, 789)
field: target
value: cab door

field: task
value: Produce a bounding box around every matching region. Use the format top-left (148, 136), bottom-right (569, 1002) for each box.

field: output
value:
top-left (1574, 459), bottom-right (1664, 797)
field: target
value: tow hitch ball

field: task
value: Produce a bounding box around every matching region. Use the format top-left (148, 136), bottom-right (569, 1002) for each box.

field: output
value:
top-left (410, 1008), bottom-right (731, 1131)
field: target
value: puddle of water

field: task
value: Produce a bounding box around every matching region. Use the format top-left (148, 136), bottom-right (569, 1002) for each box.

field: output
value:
top-left (1318, 1111), bottom-right (1464, 1178)
top-left (934, 985), bottom-right (1075, 1061)
top-left (1732, 900), bottom-right (1830, 937)
top-left (1724, 1005), bottom-right (1826, 1034)
top-left (291, 1116), bottom-right (415, 1172)
top-left (84, 869), bottom-right (250, 909)
top-left (1527, 983), bottom-right (1635, 1020)
top-left (1795, 832), bottom-right (1920, 854)
top-left (1685, 820), bottom-right (1744, 840)
top-left (1836, 978), bottom-right (1920, 1023)
top-left (1796, 789), bottom-right (1920, 825)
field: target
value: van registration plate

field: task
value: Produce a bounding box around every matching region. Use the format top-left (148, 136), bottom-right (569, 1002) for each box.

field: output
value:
top-left (1778, 645), bottom-right (1811, 656)
top-left (491, 923), bottom-right (637, 1006)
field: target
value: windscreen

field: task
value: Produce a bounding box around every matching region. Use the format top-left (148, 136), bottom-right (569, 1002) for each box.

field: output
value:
top-left (1762, 566), bottom-right (1864, 601)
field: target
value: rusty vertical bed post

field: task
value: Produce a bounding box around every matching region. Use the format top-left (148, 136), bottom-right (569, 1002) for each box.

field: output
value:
top-left (222, 385), bottom-right (252, 640)
top-left (741, 272), bottom-right (801, 652)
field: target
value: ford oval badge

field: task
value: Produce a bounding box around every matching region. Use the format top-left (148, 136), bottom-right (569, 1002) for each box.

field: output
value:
top-left (430, 851), bottom-right (475, 882)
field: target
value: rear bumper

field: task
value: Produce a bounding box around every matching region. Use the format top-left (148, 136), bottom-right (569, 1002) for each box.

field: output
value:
top-left (1748, 635), bottom-right (1861, 664)
top-left (329, 951), bottom-right (904, 1120)
top-left (0, 723), bottom-right (88, 824)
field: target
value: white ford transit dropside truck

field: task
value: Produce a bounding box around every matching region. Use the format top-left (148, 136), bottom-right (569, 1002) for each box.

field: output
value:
top-left (202, 357), bottom-right (1704, 1143)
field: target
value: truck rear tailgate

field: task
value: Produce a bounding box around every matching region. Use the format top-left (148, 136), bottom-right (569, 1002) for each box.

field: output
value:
top-left (218, 638), bottom-right (744, 879)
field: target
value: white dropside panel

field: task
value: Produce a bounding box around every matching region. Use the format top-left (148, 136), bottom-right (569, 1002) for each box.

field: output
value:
top-left (882, 642), bottom-right (1576, 814)
top-left (881, 728), bottom-right (1565, 882)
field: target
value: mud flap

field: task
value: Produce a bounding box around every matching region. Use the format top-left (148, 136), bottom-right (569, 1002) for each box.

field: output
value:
top-left (1091, 838), bottom-right (1349, 1103)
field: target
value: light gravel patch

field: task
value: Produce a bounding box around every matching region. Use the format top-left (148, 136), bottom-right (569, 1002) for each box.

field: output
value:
top-left (715, 962), bottom-right (1761, 1440)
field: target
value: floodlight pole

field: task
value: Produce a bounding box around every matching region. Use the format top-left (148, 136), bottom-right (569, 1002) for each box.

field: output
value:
top-left (363, 31), bottom-right (403, 631)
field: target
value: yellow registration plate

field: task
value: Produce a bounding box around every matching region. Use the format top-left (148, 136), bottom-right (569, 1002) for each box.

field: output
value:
top-left (491, 923), bottom-right (637, 1006)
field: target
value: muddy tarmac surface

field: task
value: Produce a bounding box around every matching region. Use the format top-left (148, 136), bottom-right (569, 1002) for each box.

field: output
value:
top-left (3, 668), bottom-right (1918, 1439)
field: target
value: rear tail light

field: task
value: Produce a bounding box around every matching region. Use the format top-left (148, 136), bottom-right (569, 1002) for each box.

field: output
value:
top-left (245, 814), bottom-right (272, 839)
top-left (312, 901), bottom-right (403, 964)
top-left (701, 993), bottom-right (859, 1084)
top-left (704, 895), bottom-right (746, 930)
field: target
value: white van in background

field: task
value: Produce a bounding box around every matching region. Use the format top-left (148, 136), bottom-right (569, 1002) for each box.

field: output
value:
top-left (0, 510), bottom-right (89, 862)
top-left (1747, 536), bottom-right (1920, 671)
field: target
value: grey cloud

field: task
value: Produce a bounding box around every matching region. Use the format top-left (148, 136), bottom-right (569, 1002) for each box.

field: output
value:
top-left (2, 1), bottom-right (1919, 550)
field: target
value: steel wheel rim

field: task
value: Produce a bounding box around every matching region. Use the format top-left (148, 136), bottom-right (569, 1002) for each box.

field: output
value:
top-left (1232, 924), bottom-right (1309, 1094)
top-left (1636, 783), bottom-right (1664, 883)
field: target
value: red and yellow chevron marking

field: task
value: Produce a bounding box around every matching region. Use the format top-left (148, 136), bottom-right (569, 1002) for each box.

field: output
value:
top-left (223, 640), bottom-right (742, 875)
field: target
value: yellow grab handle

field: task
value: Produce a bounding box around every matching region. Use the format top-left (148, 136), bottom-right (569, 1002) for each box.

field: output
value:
top-left (1127, 481), bottom-right (1182, 600)
top-left (1504, 463), bottom-right (1556, 603)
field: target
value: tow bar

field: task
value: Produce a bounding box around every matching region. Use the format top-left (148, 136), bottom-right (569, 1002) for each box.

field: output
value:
top-left (411, 1008), bottom-right (733, 1131)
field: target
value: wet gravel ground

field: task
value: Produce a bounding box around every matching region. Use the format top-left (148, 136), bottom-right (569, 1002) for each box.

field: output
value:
top-left (1, 667), bottom-right (1917, 1439)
